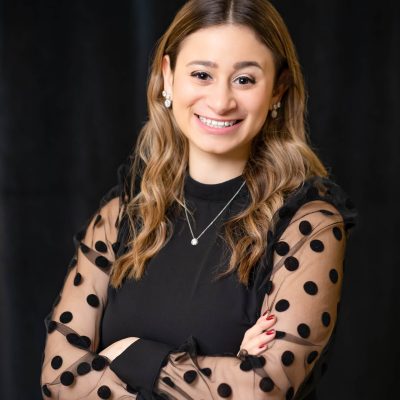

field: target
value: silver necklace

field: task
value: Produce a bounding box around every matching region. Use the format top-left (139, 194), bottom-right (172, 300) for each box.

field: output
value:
top-left (183, 180), bottom-right (246, 246)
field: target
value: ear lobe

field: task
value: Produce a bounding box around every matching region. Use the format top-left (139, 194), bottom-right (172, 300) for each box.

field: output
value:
top-left (162, 55), bottom-right (173, 93)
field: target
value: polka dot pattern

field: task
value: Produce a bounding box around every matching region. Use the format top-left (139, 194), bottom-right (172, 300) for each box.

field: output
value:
top-left (41, 176), bottom-right (354, 398)
top-left (303, 281), bottom-right (318, 295)
top-left (275, 299), bottom-right (290, 312)
top-left (310, 239), bottom-right (324, 252)
top-left (281, 351), bottom-right (295, 366)
top-left (87, 294), bottom-right (100, 308)
top-left (60, 371), bottom-right (74, 386)
top-left (284, 256), bottom-right (299, 271)
top-left (51, 355), bottom-right (63, 370)
top-left (259, 377), bottom-right (274, 392)
top-left (274, 241), bottom-right (290, 256)
top-left (183, 370), bottom-right (197, 384)
top-left (217, 383), bottom-right (232, 398)
top-left (97, 385), bottom-right (111, 399)
top-left (59, 311), bottom-right (73, 324)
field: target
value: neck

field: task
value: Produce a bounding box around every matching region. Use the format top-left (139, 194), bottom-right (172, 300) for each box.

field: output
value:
top-left (188, 145), bottom-right (248, 184)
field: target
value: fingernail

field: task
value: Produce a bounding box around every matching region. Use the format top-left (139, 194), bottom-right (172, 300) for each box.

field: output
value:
top-left (266, 329), bottom-right (275, 335)
top-left (262, 309), bottom-right (269, 316)
top-left (266, 314), bottom-right (275, 320)
top-left (258, 343), bottom-right (267, 349)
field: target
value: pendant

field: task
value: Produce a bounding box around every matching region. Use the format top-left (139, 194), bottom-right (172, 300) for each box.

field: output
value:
top-left (191, 238), bottom-right (199, 246)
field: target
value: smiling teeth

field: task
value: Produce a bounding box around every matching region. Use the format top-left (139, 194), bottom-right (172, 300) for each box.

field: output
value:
top-left (198, 115), bottom-right (237, 128)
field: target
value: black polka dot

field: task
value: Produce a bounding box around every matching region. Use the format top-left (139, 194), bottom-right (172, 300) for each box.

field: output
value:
top-left (60, 371), bottom-right (74, 386)
top-left (304, 281), bottom-right (318, 295)
top-left (310, 240), bottom-right (324, 252)
top-left (162, 377), bottom-right (175, 387)
top-left (200, 367), bottom-right (212, 377)
top-left (77, 362), bottom-right (91, 375)
top-left (322, 312), bottom-right (331, 327)
top-left (66, 333), bottom-right (80, 346)
top-left (307, 351), bottom-right (319, 364)
top-left (42, 384), bottom-right (51, 397)
top-left (92, 356), bottom-right (107, 371)
top-left (333, 227), bottom-right (343, 241)
top-left (281, 351), bottom-right (295, 366)
top-left (51, 355), bottom-right (63, 369)
top-left (80, 335), bottom-right (91, 349)
top-left (284, 256), bottom-right (299, 271)
top-left (95, 240), bottom-right (108, 253)
top-left (265, 280), bottom-right (274, 294)
top-left (97, 385), bottom-right (111, 399)
top-left (275, 299), bottom-right (290, 312)
top-left (73, 273), bottom-right (82, 286)
top-left (217, 383), bottom-right (232, 398)
top-left (275, 330), bottom-right (286, 339)
top-left (329, 269), bottom-right (339, 283)
top-left (87, 294), bottom-right (100, 308)
top-left (286, 387), bottom-right (294, 399)
top-left (80, 243), bottom-right (90, 254)
top-left (297, 323), bottom-right (311, 338)
top-left (299, 220), bottom-right (312, 235)
top-left (60, 311), bottom-right (73, 324)
top-left (183, 370), bottom-right (198, 384)
top-left (275, 241), bottom-right (290, 256)
top-left (259, 377), bottom-right (274, 392)
top-left (47, 321), bottom-right (57, 334)
top-left (95, 256), bottom-right (110, 269)
top-left (240, 359), bottom-right (252, 371)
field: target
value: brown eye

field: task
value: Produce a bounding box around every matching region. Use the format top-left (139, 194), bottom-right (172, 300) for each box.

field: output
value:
top-left (235, 76), bottom-right (256, 85)
top-left (191, 71), bottom-right (211, 80)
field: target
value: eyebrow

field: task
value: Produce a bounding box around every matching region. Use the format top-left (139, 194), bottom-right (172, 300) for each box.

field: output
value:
top-left (186, 60), bottom-right (263, 70)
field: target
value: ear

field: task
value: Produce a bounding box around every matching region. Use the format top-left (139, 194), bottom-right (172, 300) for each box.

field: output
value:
top-left (270, 68), bottom-right (290, 108)
top-left (162, 55), bottom-right (174, 94)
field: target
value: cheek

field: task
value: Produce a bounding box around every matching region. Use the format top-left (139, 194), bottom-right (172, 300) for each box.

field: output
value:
top-left (173, 76), bottom-right (202, 108)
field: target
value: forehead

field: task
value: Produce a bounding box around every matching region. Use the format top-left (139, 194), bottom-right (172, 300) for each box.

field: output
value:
top-left (176, 24), bottom-right (274, 69)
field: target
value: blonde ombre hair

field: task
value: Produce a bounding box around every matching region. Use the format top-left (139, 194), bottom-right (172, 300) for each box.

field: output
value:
top-left (110, 0), bottom-right (327, 288)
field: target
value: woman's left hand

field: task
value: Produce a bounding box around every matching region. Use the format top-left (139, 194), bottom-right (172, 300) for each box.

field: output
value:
top-left (238, 311), bottom-right (277, 356)
top-left (99, 337), bottom-right (140, 361)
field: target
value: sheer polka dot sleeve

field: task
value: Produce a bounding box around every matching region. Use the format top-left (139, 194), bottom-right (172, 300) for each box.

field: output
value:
top-left (148, 200), bottom-right (350, 399)
top-left (40, 195), bottom-right (137, 399)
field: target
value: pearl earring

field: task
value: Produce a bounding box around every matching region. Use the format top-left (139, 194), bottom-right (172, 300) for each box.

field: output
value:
top-left (162, 90), bottom-right (172, 108)
top-left (271, 101), bottom-right (281, 119)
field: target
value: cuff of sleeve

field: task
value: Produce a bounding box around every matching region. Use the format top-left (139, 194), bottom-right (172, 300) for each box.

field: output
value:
top-left (109, 339), bottom-right (173, 393)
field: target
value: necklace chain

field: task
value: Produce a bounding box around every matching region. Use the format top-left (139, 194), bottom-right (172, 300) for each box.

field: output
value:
top-left (183, 180), bottom-right (246, 246)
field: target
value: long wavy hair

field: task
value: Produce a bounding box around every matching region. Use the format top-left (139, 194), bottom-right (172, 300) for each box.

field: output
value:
top-left (110, 0), bottom-right (327, 288)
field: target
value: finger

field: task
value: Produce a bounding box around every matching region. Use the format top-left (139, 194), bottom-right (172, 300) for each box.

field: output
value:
top-left (244, 328), bottom-right (276, 356)
top-left (244, 314), bottom-right (277, 341)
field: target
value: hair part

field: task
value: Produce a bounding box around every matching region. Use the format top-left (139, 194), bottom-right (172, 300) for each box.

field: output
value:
top-left (110, 0), bottom-right (327, 288)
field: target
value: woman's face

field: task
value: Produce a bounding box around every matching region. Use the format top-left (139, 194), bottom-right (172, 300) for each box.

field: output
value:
top-left (163, 24), bottom-right (281, 162)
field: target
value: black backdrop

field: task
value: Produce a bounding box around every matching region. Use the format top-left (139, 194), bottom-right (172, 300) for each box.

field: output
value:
top-left (1, 1), bottom-right (399, 399)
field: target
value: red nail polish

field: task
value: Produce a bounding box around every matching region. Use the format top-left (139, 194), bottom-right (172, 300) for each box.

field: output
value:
top-left (266, 314), bottom-right (275, 320)
top-left (266, 329), bottom-right (275, 335)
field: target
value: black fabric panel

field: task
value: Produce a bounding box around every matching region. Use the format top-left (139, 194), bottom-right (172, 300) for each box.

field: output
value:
top-left (0, 0), bottom-right (398, 399)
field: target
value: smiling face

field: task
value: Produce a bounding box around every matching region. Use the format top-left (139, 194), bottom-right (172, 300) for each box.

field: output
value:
top-left (162, 24), bottom-right (283, 166)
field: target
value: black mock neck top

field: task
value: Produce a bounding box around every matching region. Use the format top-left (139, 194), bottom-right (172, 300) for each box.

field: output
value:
top-left (41, 164), bottom-right (357, 400)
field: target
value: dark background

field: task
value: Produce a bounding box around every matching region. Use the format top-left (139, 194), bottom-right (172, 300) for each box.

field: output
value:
top-left (0, 0), bottom-right (399, 399)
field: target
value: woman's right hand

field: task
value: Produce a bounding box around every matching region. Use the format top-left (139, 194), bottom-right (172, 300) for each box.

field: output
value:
top-left (238, 310), bottom-right (277, 356)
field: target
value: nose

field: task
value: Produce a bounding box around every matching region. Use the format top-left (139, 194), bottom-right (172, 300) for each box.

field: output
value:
top-left (206, 82), bottom-right (237, 115)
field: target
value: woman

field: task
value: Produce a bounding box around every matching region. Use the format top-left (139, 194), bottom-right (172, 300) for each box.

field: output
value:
top-left (41, 0), bottom-right (356, 399)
